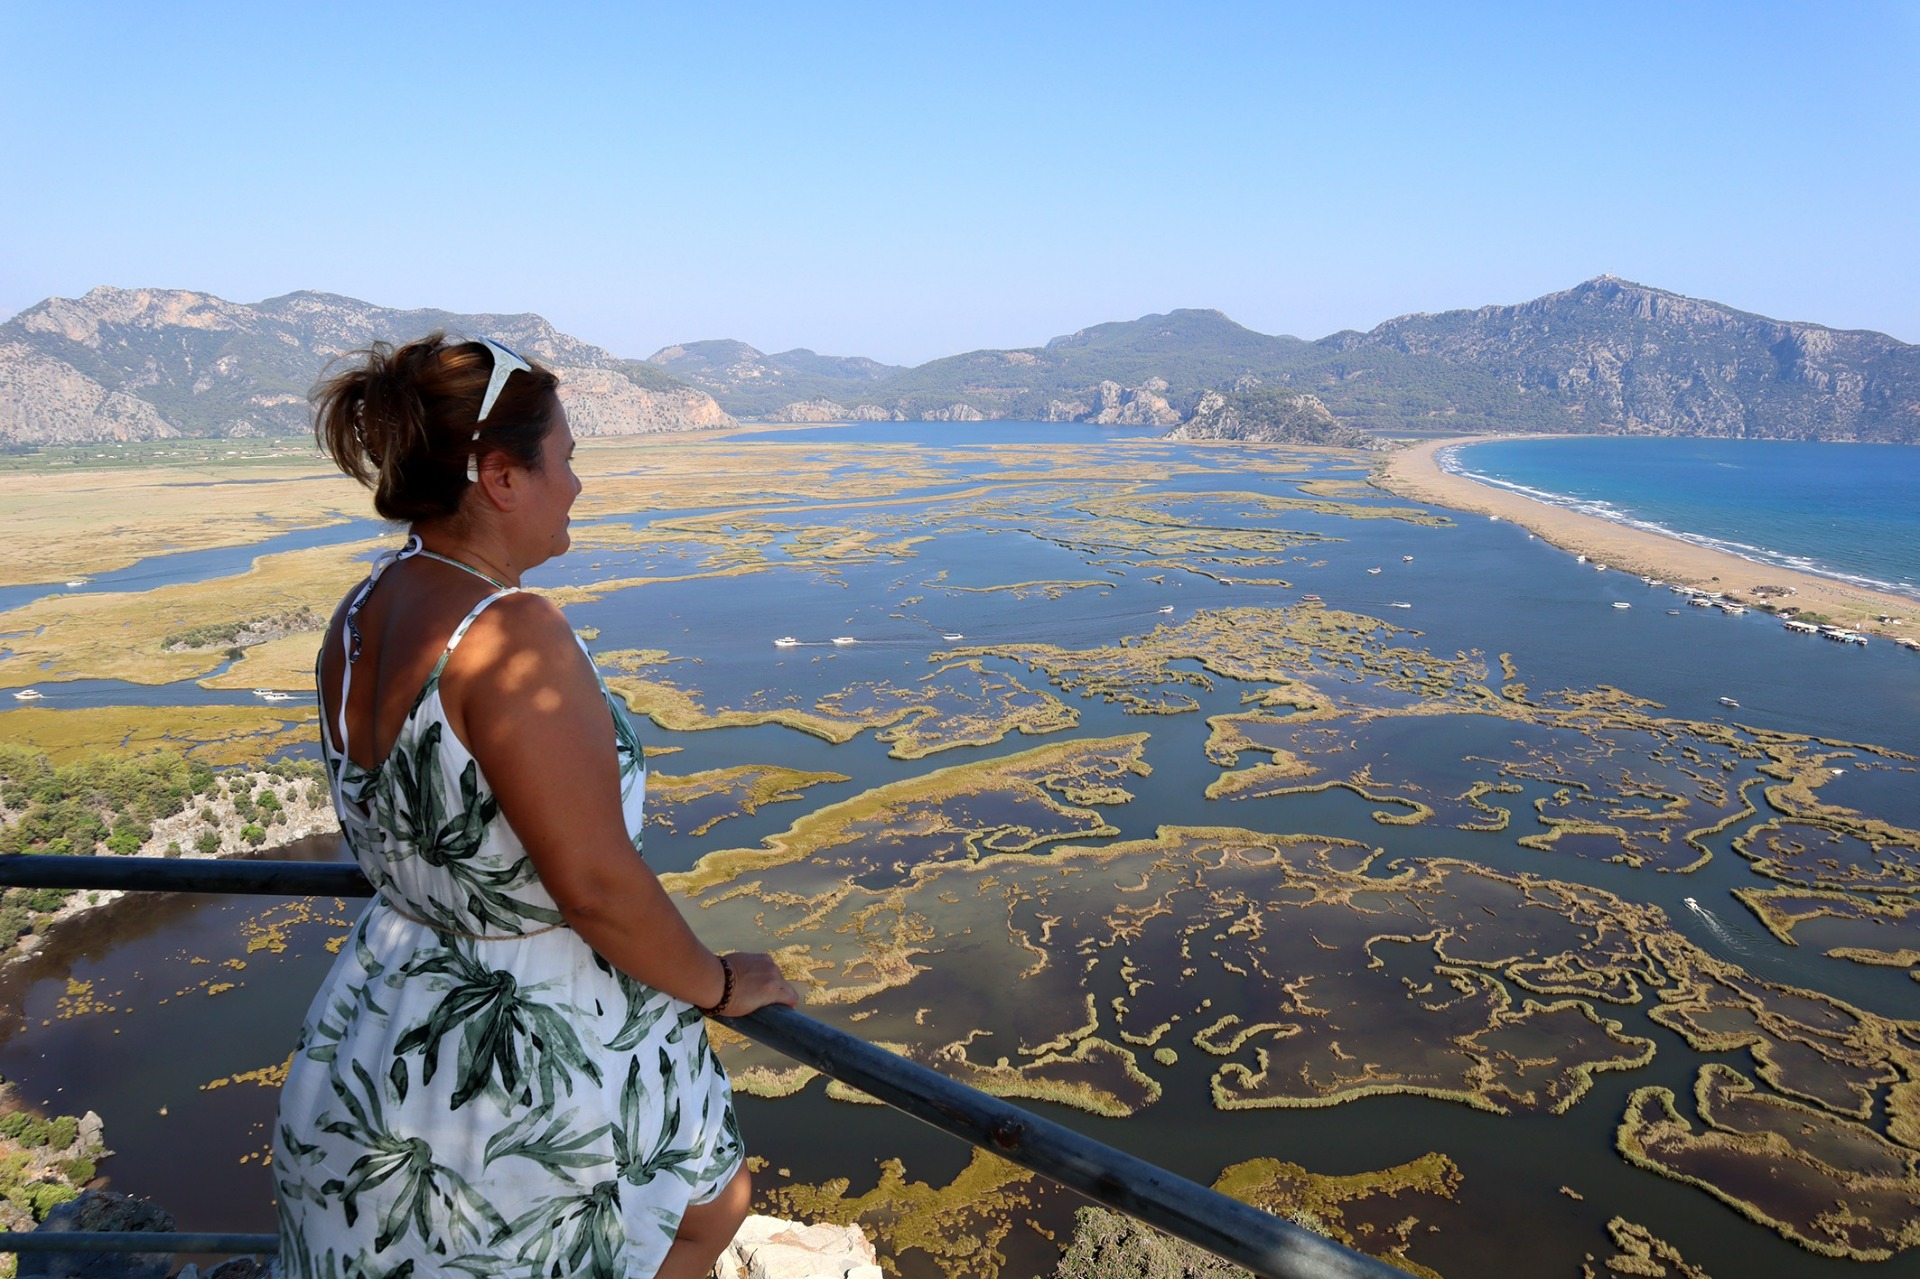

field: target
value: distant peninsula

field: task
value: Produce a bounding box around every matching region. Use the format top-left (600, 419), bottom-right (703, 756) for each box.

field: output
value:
top-left (3, 277), bottom-right (1916, 445)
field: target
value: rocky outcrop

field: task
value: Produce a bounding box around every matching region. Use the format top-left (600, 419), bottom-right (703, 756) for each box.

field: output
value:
top-left (1046, 379), bottom-right (1181, 426)
top-left (715, 1215), bottom-right (881, 1279)
top-left (919, 403), bottom-right (986, 422)
top-left (0, 287), bottom-right (735, 445)
top-left (1164, 389), bottom-right (1378, 448)
top-left (770, 399), bottom-right (899, 423)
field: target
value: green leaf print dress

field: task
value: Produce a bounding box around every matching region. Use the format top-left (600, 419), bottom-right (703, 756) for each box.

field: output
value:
top-left (274, 541), bottom-right (741, 1278)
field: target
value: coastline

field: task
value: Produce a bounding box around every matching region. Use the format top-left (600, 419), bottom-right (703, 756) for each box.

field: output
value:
top-left (1373, 437), bottom-right (1920, 643)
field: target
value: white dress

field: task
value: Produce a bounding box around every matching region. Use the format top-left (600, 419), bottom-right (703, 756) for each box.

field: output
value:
top-left (273, 544), bottom-right (740, 1278)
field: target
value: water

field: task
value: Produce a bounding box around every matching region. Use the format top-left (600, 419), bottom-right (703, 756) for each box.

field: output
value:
top-left (5, 427), bottom-right (1918, 1276)
top-left (1443, 437), bottom-right (1920, 602)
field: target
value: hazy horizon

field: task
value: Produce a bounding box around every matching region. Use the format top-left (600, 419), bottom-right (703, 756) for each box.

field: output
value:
top-left (3, 2), bottom-right (1914, 365)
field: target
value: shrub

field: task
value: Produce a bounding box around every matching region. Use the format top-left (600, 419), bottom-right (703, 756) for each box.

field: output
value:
top-left (46, 1116), bottom-right (76, 1150)
top-left (195, 831), bottom-right (220, 855)
top-left (58, 1157), bottom-right (95, 1184)
top-left (165, 841), bottom-right (182, 858)
top-left (240, 823), bottom-right (266, 847)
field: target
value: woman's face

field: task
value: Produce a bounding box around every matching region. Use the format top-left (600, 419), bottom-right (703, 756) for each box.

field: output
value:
top-left (524, 395), bottom-right (581, 564)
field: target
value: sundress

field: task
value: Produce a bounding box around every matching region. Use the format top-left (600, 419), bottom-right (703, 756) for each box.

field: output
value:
top-left (273, 539), bottom-right (741, 1279)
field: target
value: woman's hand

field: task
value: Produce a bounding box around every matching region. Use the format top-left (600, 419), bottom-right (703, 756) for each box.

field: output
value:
top-left (711, 951), bottom-right (799, 1017)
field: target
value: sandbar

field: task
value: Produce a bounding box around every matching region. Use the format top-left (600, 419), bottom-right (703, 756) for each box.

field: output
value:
top-left (1375, 437), bottom-right (1920, 642)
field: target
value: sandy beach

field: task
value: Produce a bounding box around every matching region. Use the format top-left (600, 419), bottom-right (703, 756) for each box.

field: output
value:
top-left (1374, 437), bottom-right (1920, 644)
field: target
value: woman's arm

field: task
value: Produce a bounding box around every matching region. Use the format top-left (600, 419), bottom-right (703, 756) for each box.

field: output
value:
top-left (447, 592), bottom-right (796, 1015)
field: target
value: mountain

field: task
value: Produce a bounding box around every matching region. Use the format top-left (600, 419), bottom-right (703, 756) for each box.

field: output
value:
top-left (646, 340), bottom-right (901, 419)
top-left (662, 283), bottom-right (1919, 443)
top-left (1293, 276), bottom-right (1920, 441)
top-left (0, 288), bottom-right (732, 446)
top-left (8, 280), bottom-right (1915, 446)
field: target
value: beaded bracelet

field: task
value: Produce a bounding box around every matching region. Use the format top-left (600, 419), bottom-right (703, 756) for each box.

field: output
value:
top-left (701, 953), bottom-right (735, 1015)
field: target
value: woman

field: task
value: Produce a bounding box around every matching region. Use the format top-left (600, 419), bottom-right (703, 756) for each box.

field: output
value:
top-left (274, 333), bottom-right (797, 1279)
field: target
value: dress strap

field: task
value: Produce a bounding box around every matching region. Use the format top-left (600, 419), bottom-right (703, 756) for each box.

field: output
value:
top-left (331, 536), bottom-right (426, 804)
top-left (425, 586), bottom-right (524, 683)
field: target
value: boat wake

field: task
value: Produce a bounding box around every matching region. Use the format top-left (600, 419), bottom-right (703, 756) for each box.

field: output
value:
top-left (1683, 895), bottom-right (1754, 962)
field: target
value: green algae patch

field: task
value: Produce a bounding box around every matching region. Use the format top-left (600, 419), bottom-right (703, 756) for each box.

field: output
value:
top-left (1735, 886), bottom-right (1920, 968)
top-left (607, 653), bottom-right (1079, 757)
top-left (1588, 1217), bottom-right (1716, 1278)
top-left (1213, 1151), bottom-right (1462, 1279)
top-left (0, 540), bottom-right (376, 688)
top-left (647, 763), bottom-right (850, 838)
top-left (755, 1148), bottom-right (1057, 1279)
top-left (663, 734), bottom-right (1149, 897)
top-left (1618, 1064), bottom-right (1920, 1261)
top-left (0, 704), bottom-right (319, 766)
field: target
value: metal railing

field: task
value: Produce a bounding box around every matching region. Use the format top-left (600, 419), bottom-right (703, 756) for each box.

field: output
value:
top-left (0, 854), bottom-right (1409, 1278)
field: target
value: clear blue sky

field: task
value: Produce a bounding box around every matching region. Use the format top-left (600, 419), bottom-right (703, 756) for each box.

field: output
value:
top-left (3, 1), bottom-right (1915, 365)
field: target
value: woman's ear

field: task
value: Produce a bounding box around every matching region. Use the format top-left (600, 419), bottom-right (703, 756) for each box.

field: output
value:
top-left (471, 453), bottom-right (524, 511)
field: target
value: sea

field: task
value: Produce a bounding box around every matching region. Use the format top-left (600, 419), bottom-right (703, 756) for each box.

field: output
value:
top-left (1439, 436), bottom-right (1920, 603)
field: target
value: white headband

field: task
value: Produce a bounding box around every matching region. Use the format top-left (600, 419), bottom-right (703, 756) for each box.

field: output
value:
top-left (467, 336), bottom-right (533, 482)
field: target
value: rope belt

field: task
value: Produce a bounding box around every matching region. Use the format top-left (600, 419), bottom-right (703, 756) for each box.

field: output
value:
top-left (377, 892), bottom-right (570, 942)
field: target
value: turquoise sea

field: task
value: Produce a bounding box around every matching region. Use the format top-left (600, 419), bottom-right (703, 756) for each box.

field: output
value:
top-left (1441, 437), bottom-right (1920, 602)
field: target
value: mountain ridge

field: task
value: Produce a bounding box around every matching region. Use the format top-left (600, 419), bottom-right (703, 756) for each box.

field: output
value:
top-left (4, 279), bottom-right (1915, 445)
top-left (0, 287), bottom-right (733, 446)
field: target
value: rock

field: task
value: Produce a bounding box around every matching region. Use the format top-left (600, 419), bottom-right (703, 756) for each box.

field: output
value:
top-left (21, 1191), bottom-right (174, 1279)
top-left (716, 1214), bottom-right (879, 1279)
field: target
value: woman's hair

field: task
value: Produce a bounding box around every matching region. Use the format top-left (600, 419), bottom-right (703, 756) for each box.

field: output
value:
top-left (312, 332), bottom-right (560, 522)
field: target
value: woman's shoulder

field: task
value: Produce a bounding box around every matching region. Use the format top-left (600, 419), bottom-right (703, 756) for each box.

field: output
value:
top-left (444, 590), bottom-right (591, 683)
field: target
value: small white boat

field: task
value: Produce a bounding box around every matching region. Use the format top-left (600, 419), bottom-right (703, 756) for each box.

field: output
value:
top-left (832, 636), bottom-right (856, 646)
top-left (1401, 556), bottom-right (1414, 562)
top-left (1300, 594), bottom-right (1322, 603)
top-left (1684, 896), bottom-right (1700, 910)
top-left (1718, 697), bottom-right (1739, 708)
top-left (11, 688), bottom-right (45, 701)
top-left (251, 687), bottom-right (273, 696)
top-left (773, 636), bottom-right (800, 647)
top-left (257, 691), bottom-right (295, 702)
top-left (1576, 554), bottom-right (1587, 563)
top-left (1667, 609), bottom-right (1682, 616)
top-left (64, 578), bottom-right (89, 588)
top-left (942, 633), bottom-right (964, 641)
top-left (1612, 602), bottom-right (1631, 609)
top-left (1390, 601), bottom-right (1412, 609)
top-left (1158, 606), bottom-right (1174, 614)
top-left (1366, 567), bottom-right (1382, 575)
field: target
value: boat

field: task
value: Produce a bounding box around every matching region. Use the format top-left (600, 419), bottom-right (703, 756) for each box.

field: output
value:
top-left (1401, 556), bottom-right (1414, 562)
top-left (251, 688), bottom-right (274, 696)
top-left (11, 689), bottom-right (45, 701)
top-left (257, 691), bottom-right (295, 702)
top-left (1366, 567), bottom-right (1382, 575)
top-left (1689, 597), bottom-right (1713, 608)
top-left (64, 579), bottom-right (89, 588)
top-left (1612, 602), bottom-right (1631, 609)
top-left (1158, 606), bottom-right (1175, 614)
top-left (1783, 620), bottom-right (1820, 634)
top-left (1684, 896), bottom-right (1700, 910)
top-left (1299, 594), bottom-right (1321, 603)
top-left (832, 636), bottom-right (856, 646)
top-left (773, 637), bottom-right (800, 647)
top-left (1576, 554), bottom-right (1587, 563)
top-left (1390, 601), bottom-right (1412, 609)
top-left (1718, 697), bottom-right (1740, 708)
top-left (942, 633), bottom-right (964, 641)
top-left (1666, 609), bottom-right (1681, 616)
top-left (1593, 563), bottom-right (1607, 572)
top-left (1715, 602), bottom-right (1746, 615)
